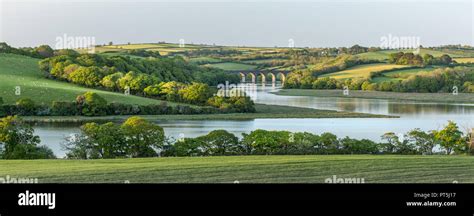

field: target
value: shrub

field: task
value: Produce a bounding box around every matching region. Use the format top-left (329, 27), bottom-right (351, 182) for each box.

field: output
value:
top-left (15, 98), bottom-right (36, 115)
top-left (77, 92), bottom-right (108, 116)
top-left (52, 101), bottom-right (79, 116)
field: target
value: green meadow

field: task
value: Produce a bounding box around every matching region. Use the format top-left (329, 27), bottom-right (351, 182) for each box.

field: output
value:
top-left (1, 155), bottom-right (472, 183)
top-left (320, 63), bottom-right (408, 80)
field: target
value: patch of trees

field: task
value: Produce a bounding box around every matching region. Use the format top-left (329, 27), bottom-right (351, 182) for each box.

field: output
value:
top-left (64, 116), bottom-right (165, 159)
top-left (0, 92), bottom-right (254, 117)
top-left (125, 49), bottom-right (161, 58)
top-left (0, 116), bottom-right (55, 159)
top-left (2, 116), bottom-right (472, 160)
top-left (0, 42), bottom-right (55, 59)
top-left (285, 66), bottom-right (474, 93)
top-left (39, 53), bottom-right (242, 106)
top-left (284, 55), bottom-right (379, 89)
top-left (162, 121), bottom-right (472, 157)
top-left (375, 67), bottom-right (474, 93)
top-left (62, 120), bottom-right (473, 159)
top-left (40, 52), bottom-right (240, 87)
top-left (388, 52), bottom-right (452, 66)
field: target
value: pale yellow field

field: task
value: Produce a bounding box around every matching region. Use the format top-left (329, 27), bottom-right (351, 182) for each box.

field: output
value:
top-left (320, 63), bottom-right (409, 80)
top-left (453, 58), bottom-right (474, 63)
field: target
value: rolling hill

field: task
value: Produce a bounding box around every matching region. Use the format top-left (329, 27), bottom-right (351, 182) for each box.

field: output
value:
top-left (0, 53), bottom-right (176, 105)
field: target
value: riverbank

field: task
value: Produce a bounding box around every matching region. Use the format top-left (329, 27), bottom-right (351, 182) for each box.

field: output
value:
top-left (22, 104), bottom-right (394, 123)
top-left (274, 89), bottom-right (474, 104)
top-left (1, 155), bottom-right (471, 183)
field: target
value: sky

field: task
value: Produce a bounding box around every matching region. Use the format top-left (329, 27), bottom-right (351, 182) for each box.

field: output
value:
top-left (0, 0), bottom-right (473, 48)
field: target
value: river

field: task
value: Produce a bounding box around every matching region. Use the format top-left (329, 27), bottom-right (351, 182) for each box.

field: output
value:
top-left (34, 83), bottom-right (474, 157)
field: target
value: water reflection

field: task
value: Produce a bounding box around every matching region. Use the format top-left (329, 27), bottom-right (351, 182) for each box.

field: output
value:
top-left (250, 83), bottom-right (474, 118)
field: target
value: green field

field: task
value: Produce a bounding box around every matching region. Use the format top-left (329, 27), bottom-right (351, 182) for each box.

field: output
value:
top-left (320, 63), bottom-right (408, 80)
top-left (357, 48), bottom-right (467, 61)
top-left (371, 66), bottom-right (440, 83)
top-left (356, 50), bottom-right (402, 61)
top-left (242, 58), bottom-right (284, 64)
top-left (188, 57), bottom-right (222, 64)
top-left (275, 89), bottom-right (474, 103)
top-left (0, 53), bottom-right (178, 105)
top-left (205, 62), bottom-right (258, 70)
top-left (93, 43), bottom-right (208, 55)
top-left (1, 155), bottom-right (472, 183)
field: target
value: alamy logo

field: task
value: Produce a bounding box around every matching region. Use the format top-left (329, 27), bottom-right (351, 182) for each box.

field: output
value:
top-left (18, 190), bottom-right (56, 210)
top-left (216, 81), bottom-right (249, 98)
top-left (380, 34), bottom-right (420, 50)
top-left (55, 33), bottom-right (96, 53)
top-left (325, 175), bottom-right (365, 184)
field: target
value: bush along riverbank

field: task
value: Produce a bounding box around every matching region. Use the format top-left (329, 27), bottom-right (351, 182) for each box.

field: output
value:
top-left (0, 115), bottom-right (471, 159)
top-left (0, 91), bottom-right (255, 118)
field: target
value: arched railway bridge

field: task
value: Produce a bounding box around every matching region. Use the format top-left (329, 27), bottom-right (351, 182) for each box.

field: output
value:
top-left (225, 70), bottom-right (291, 84)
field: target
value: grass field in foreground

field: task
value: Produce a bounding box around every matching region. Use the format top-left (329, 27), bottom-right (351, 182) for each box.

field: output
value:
top-left (0, 53), bottom-right (177, 106)
top-left (1, 155), bottom-right (472, 183)
top-left (22, 104), bottom-right (391, 123)
top-left (274, 89), bottom-right (474, 103)
top-left (320, 63), bottom-right (408, 80)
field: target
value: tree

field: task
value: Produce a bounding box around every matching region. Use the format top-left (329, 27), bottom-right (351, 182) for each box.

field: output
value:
top-left (340, 137), bottom-right (378, 154)
top-left (101, 72), bottom-right (123, 91)
top-left (172, 138), bottom-right (207, 157)
top-left (144, 84), bottom-right (161, 97)
top-left (178, 82), bottom-right (213, 104)
top-left (435, 121), bottom-right (466, 155)
top-left (380, 132), bottom-right (399, 153)
top-left (0, 116), bottom-right (55, 159)
top-left (35, 45), bottom-right (54, 58)
top-left (80, 122), bottom-right (127, 158)
top-left (159, 81), bottom-right (185, 101)
top-left (241, 130), bottom-right (292, 155)
top-left (68, 66), bottom-right (103, 87)
top-left (131, 74), bottom-right (158, 94)
top-left (54, 49), bottom-right (79, 57)
top-left (16, 98), bottom-right (36, 115)
top-left (121, 116), bottom-right (165, 157)
top-left (76, 92), bottom-right (107, 116)
top-left (407, 128), bottom-right (437, 155)
top-left (438, 54), bottom-right (452, 65)
top-left (423, 54), bottom-right (435, 65)
top-left (199, 130), bottom-right (240, 155)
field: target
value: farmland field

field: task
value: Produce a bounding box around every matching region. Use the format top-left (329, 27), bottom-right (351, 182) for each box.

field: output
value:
top-left (453, 57), bottom-right (474, 64)
top-left (357, 48), bottom-right (467, 61)
top-left (320, 63), bottom-right (408, 80)
top-left (371, 66), bottom-right (440, 83)
top-left (188, 57), bottom-right (222, 64)
top-left (1, 155), bottom-right (472, 183)
top-left (205, 62), bottom-right (258, 70)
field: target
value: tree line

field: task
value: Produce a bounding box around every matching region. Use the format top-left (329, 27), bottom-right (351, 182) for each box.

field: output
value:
top-left (1, 115), bottom-right (471, 159)
top-left (285, 66), bottom-right (474, 93)
top-left (0, 91), bottom-right (255, 117)
top-left (388, 52), bottom-right (453, 66)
